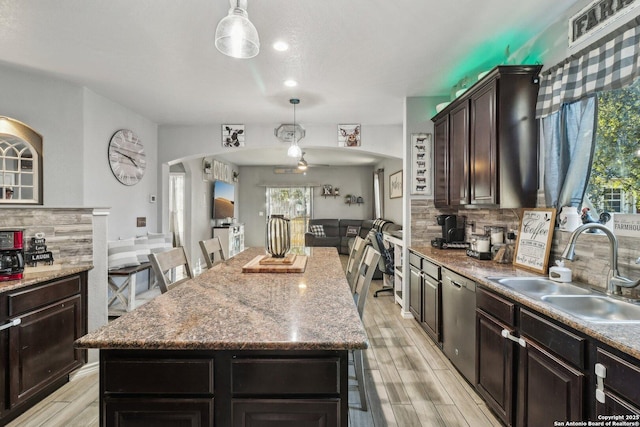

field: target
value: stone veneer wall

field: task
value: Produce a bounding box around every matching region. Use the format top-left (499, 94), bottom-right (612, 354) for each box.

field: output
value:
top-left (0, 208), bottom-right (93, 266)
top-left (411, 199), bottom-right (640, 295)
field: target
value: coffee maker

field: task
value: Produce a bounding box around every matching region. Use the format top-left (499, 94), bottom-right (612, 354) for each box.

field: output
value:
top-left (0, 229), bottom-right (25, 281)
top-left (431, 215), bottom-right (467, 249)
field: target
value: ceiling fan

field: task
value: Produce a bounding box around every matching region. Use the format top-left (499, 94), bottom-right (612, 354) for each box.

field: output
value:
top-left (274, 152), bottom-right (330, 174)
top-left (297, 152), bottom-right (330, 169)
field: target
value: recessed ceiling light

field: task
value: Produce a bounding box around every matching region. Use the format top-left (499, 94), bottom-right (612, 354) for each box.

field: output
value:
top-left (273, 41), bottom-right (289, 52)
top-left (284, 79), bottom-right (298, 87)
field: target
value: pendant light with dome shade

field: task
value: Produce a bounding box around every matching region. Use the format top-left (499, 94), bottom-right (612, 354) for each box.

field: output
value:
top-left (214, 0), bottom-right (260, 59)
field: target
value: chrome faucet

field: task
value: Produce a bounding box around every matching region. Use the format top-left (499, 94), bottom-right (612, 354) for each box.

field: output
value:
top-left (561, 222), bottom-right (640, 295)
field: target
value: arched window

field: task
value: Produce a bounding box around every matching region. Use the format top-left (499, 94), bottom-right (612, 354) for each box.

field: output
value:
top-left (0, 117), bottom-right (43, 204)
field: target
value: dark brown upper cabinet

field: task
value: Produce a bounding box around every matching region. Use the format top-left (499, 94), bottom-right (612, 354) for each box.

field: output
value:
top-left (432, 65), bottom-right (542, 209)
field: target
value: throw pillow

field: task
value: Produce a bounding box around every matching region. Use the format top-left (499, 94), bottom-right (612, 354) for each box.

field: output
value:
top-left (133, 236), bottom-right (151, 263)
top-left (108, 238), bottom-right (141, 271)
top-left (346, 225), bottom-right (361, 237)
top-left (310, 224), bottom-right (326, 237)
top-left (147, 232), bottom-right (173, 254)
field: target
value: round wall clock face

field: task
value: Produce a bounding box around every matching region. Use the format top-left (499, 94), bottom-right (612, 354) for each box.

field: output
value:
top-left (108, 129), bottom-right (146, 186)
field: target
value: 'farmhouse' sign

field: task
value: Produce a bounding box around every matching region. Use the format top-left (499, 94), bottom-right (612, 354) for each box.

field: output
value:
top-left (569, 0), bottom-right (638, 46)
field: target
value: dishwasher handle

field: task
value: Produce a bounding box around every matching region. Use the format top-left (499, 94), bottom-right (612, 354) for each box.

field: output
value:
top-left (447, 277), bottom-right (465, 289)
top-left (0, 318), bottom-right (21, 332)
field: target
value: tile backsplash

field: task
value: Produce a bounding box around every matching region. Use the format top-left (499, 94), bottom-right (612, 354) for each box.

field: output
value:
top-left (411, 199), bottom-right (640, 294)
top-left (0, 208), bottom-right (94, 266)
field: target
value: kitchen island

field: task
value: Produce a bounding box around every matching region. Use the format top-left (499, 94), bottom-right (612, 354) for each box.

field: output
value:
top-left (76, 247), bottom-right (367, 427)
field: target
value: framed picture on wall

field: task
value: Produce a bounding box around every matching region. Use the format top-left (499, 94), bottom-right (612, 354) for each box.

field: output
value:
top-left (410, 133), bottom-right (432, 195)
top-left (389, 170), bottom-right (403, 199)
top-left (337, 124), bottom-right (361, 147)
top-left (222, 125), bottom-right (245, 148)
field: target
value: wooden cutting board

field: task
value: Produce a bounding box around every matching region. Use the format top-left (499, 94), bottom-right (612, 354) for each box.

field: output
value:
top-left (242, 255), bottom-right (307, 273)
top-left (258, 253), bottom-right (296, 265)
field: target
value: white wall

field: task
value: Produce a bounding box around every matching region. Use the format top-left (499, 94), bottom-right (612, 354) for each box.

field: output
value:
top-left (0, 63), bottom-right (84, 205)
top-left (374, 157), bottom-right (403, 224)
top-left (83, 89), bottom-right (159, 239)
top-left (158, 123), bottom-right (403, 165)
top-left (158, 122), bottom-right (404, 252)
top-left (178, 158), bottom-right (239, 267)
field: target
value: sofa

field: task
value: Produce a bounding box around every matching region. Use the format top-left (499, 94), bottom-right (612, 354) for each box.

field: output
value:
top-left (304, 218), bottom-right (401, 255)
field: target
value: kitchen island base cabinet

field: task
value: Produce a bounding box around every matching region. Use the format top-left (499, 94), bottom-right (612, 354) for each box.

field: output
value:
top-left (100, 350), bottom-right (348, 427)
top-left (105, 398), bottom-right (214, 427)
top-left (232, 400), bottom-right (339, 427)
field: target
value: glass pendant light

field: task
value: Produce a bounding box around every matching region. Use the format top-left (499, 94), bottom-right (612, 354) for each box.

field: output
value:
top-left (287, 98), bottom-right (302, 158)
top-left (215, 0), bottom-right (260, 59)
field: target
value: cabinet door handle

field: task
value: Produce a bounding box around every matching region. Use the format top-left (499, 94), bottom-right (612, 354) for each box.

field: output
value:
top-left (594, 363), bottom-right (607, 404)
top-left (501, 329), bottom-right (526, 347)
top-left (0, 318), bottom-right (21, 332)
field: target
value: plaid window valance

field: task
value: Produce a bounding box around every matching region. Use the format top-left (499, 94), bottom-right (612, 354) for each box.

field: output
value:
top-left (536, 17), bottom-right (640, 118)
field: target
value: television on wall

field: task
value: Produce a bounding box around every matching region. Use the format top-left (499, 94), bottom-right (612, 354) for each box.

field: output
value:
top-left (212, 180), bottom-right (235, 220)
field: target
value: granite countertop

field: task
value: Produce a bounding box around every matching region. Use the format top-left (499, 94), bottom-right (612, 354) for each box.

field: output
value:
top-left (76, 247), bottom-right (368, 351)
top-left (410, 245), bottom-right (640, 360)
top-left (0, 265), bottom-right (93, 293)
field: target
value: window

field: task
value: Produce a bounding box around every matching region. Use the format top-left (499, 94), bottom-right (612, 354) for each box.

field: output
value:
top-left (0, 117), bottom-right (43, 204)
top-left (266, 187), bottom-right (312, 250)
top-left (584, 78), bottom-right (640, 214)
top-left (602, 188), bottom-right (623, 213)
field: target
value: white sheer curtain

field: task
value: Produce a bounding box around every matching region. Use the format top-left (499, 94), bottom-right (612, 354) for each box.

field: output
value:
top-left (373, 169), bottom-right (384, 219)
top-left (169, 173), bottom-right (185, 247)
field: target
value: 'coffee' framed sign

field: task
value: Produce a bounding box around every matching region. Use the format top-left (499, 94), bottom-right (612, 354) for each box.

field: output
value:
top-left (513, 208), bottom-right (557, 274)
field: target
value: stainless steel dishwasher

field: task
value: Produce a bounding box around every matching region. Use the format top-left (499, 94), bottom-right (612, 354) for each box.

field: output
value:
top-left (441, 267), bottom-right (477, 384)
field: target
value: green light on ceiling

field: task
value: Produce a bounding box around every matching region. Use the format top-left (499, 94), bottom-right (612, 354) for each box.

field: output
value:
top-left (442, 30), bottom-right (543, 91)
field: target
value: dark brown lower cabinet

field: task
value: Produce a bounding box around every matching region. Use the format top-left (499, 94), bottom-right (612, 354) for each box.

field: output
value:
top-left (476, 310), bottom-right (515, 425)
top-left (101, 350), bottom-right (348, 427)
top-left (0, 272), bottom-right (87, 424)
top-left (421, 273), bottom-right (440, 343)
top-left (106, 398), bottom-right (214, 427)
top-left (595, 348), bottom-right (640, 415)
top-left (9, 294), bottom-right (84, 407)
top-left (476, 287), bottom-right (586, 426)
top-left (517, 340), bottom-right (584, 426)
top-left (232, 399), bottom-right (339, 427)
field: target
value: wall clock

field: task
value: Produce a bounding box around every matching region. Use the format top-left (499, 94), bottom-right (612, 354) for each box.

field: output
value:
top-left (108, 129), bottom-right (146, 186)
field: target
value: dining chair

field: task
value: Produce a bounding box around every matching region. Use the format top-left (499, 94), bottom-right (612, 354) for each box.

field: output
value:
top-left (149, 247), bottom-right (193, 293)
top-left (351, 245), bottom-right (381, 411)
top-left (368, 230), bottom-right (395, 297)
top-left (345, 236), bottom-right (367, 293)
top-left (199, 237), bottom-right (226, 269)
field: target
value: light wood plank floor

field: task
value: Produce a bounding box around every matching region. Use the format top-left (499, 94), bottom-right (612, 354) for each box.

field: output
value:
top-left (9, 277), bottom-right (501, 427)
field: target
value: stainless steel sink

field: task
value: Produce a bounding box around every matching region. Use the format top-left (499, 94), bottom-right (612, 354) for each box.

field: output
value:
top-left (541, 295), bottom-right (640, 323)
top-left (487, 277), bottom-right (592, 298)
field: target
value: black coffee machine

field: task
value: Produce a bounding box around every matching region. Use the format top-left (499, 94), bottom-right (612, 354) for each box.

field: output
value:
top-left (431, 215), bottom-right (467, 249)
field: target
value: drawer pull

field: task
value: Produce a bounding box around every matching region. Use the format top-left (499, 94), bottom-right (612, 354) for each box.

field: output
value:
top-left (595, 363), bottom-right (606, 404)
top-left (501, 329), bottom-right (526, 348)
top-left (0, 318), bottom-right (21, 331)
